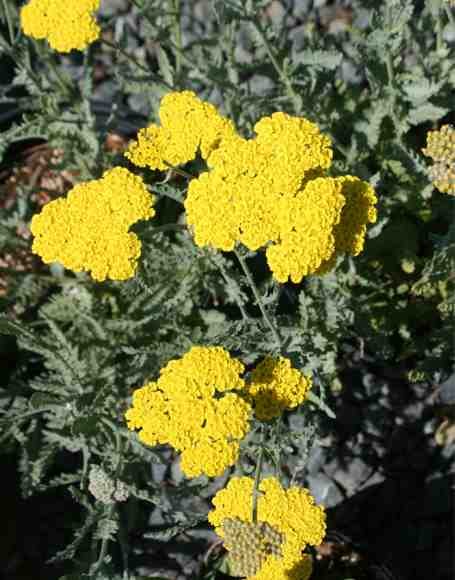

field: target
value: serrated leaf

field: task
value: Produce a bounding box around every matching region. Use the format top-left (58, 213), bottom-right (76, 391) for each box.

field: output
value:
top-left (408, 103), bottom-right (448, 126)
top-left (307, 391), bottom-right (336, 419)
top-left (72, 416), bottom-right (98, 437)
top-left (156, 45), bottom-right (174, 87)
top-left (295, 49), bottom-right (342, 70)
top-left (0, 315), bottom-right (29, 338)
top-left (29, 393), bottom-right (58, 409)
top-left (402, 78), bottom-right (442, 105)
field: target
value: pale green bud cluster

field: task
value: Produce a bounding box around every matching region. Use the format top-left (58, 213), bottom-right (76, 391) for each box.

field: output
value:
top-left (422, 125), bottom-right (455, 195)
top-left (88, 466), bottom-right (129, 504)
top-left (222, 518), bottom-right (283, 577)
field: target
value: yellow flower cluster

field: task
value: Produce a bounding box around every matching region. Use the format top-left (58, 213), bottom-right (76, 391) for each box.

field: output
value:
top-left (125, 91), bottom-right (236, 170)
top-left (30, 167), bottom-right (155, 281)
top-left (162, 93), bottom-right (376, 283)
top-left (209, 476), bottom-right (326, 580)
top-left (422, 125), bottom-right (455, 195)
top-left (125, 91), bottom-right (376, 282)
top-left (20, 0), bottom-right (100, 52)
top-left (125, 346), bottom-right (251, 478)
top-left (126, 349), bottom-right (313, 477)
top-left (246, 356), bottom-right (312, 421)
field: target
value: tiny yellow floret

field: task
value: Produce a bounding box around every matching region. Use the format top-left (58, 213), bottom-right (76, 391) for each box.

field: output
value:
top-left (30, 167), bottom-right (155, 281)
top-left (21, 0), bottom-right (100, 52)
top-left (209, 476), bottom-right (325, 580)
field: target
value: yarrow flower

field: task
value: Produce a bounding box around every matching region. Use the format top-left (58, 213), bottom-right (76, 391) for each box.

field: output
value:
top-left (130, 91), bottom-right (376, 283)
top-left (30, 167), bottom-right (155, 281)
top-left (246, 356), bottom-right (312, 421)
top-left (125, 91), bottom-right (236, 170)
top-left (20, 0), bottom-right (100, 52)
top-left (422, 125), bottom-right (455, 196)
top-left (185, 115), bottom-right (377, 282)
top-left (125, 346), bottom-right (251, 478)
top-left (209, 476), bottom-right (326, 580)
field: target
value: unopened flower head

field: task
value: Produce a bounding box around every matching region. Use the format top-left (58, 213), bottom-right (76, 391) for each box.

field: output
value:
top-left (209, 476), bottom-right (325, 580)
top-left (88, 465), bottom-right (129, 504)
top-left (125, 346), bottom-right (251, 478)
top-left (125, 91), bottom-right (236, 170)
top-left (30, 167), bottom-right (155, 281)
top-left (422, 125), bottom-right (455, 195)
top-left (21, 0), bottom-right (100, 52)
top-left (246, 356), bottom-right (312, 421)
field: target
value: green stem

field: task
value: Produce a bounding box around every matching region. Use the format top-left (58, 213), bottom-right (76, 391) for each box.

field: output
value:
top-left (1, 0), bottom-right (14, 45)
top-left (172, 0), bottom-right (182, 80)
top-left (234, 248), bottom-right (282, 348)
top-left (211, 253), bottom-right (250, 322)
top-left (435, 2), bottom-right (444, 52)
top-left (47, 53), bottom-right (72, 96)
top-left (100, 38), bottom-right (149, 74)
top-left (92, 429), bottom-right (124, 575)
top-left (163, 161), bottom-right (195, 180)
top-left (385, 4), bottom-right (395, 91)
top-left (250, 16), bottom-right (301, 115)
top-left (252, 428), bottom-right (265, 523)
top-left (445, 4), bottom-right (455, 26)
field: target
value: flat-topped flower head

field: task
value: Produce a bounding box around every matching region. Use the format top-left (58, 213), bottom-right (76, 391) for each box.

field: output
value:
top-left (21, 0), bottom-right (100, 52)
top-left (126, 90), bottom-right (378, 282)
top-left (209, 476), bottom-right (326, 580)
top-left (30, 167), bottom-right (155, 281)
top-left (125, 346), bottom-right (251, 478)
top-left (125, 91), bottom-right (236, 170)
top-left (422, 125), bottom-right (455, 195)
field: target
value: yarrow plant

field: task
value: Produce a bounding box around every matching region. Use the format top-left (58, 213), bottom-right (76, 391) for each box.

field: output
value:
top-left (2, 0), bottom-right (453, 578)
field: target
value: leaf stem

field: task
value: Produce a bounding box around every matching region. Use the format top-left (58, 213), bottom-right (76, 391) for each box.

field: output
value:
top-left (1, 0), bottom-right (15, 45)
top-left (252, 427), bottom-right (265, 523)
top-left (172, 0), bottom-right (182, 80)
top-left (234, 248), bottom-right (282, 348)
top-left (100, 37), bottom-right (149, 74)
top-left (250, 15), bottom-right (301, 115)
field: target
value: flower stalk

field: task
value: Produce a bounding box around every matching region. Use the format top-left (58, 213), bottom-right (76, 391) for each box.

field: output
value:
top-left (234, 248), bottom-right (282, 348)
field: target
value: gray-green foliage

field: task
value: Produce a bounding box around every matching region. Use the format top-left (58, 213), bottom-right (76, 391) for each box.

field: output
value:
top-left (1, 0), bottom-right (454, 577)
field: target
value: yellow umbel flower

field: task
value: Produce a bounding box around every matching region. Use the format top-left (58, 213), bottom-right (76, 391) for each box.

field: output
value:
top-left (30, 167), bottom-right (155, 281)
top-left (209, 477), bottom-right (325, 580)
top-left (182, 98), bottom-right (376, 282)
top-left (246, 356), bottom-right (312, 421)
top-left (125, 91), bottom-right (236, 170)
top-left (185, 116), bottom-right (342, 282)
top-left (125, 346), bottom-right (252, 478)
top-left (265, 176), bottom-right (346, 283)
top-left (21, 0), bottom-right (100, 52)
top-left (422, 125), bottom-right (455, 195)
top-left (126, 90), bottom-right (377, 282)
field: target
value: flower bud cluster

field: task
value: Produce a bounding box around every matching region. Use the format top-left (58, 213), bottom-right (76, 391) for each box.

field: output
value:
top-left (88, 466), bottom-right (129, 504)
top-left (223, 518), bottom-right (283, 577)
top-left (422, 125), bottom-right (455, 195)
